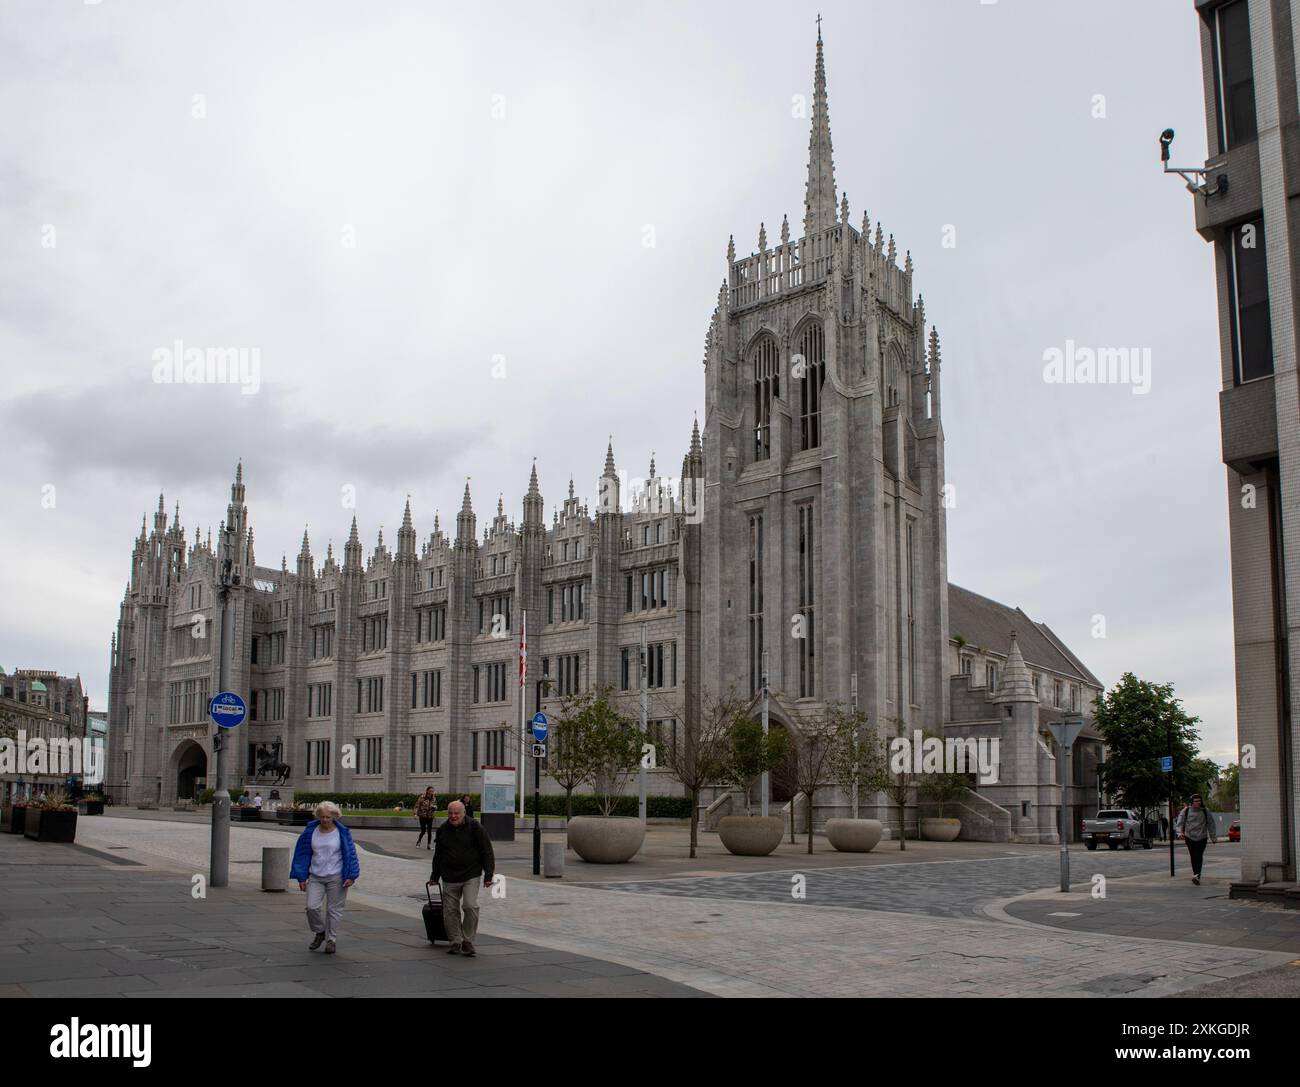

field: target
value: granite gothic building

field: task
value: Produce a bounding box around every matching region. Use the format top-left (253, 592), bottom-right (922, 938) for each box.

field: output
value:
top-left (107, 33), bottom-right (1104, 841)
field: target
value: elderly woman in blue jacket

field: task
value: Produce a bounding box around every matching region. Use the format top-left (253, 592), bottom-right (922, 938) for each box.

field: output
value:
top-left (289, 801), bottom-right (360, 954)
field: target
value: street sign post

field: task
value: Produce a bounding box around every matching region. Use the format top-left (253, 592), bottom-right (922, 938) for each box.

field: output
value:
top-left (530, 712), bottom-right (548, 875)
top-left (1048, 718), bottom-right (1085, 892)
top-left (209, 692), bottom-right (247, 730)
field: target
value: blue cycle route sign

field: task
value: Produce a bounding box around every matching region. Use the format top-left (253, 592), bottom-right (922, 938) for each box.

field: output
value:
top-left (531, 712), bottom-right (549, 743)
top-left (1160, 755), bottom-right (1174, 773)
top-left (210, 691), bottom-right (247, 729)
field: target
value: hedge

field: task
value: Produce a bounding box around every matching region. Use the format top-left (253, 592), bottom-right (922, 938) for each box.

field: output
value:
top-left (288, 791), bottom-right (692, 818)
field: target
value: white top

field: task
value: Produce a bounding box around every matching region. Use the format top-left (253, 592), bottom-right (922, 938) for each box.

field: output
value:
top-left (310, 826), bottom-right (343, 878)
top-left (253, 795), bottom-right (263, 809)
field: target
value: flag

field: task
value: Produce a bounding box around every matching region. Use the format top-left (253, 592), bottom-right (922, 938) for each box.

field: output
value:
top-left (519, 611), bottom-right (527, 687)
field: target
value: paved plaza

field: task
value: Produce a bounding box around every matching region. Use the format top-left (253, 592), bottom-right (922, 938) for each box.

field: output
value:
top-left (0, 812), bottom-right (1288, 1000)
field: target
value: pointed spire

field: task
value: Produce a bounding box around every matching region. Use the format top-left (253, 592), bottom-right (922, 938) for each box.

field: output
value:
top-left (887, 233), bottom-right (896, 263)
top-left (434, 511), bottom-right (441, 534)
top-left (528, 460), bottom-right (540, 496)
top-left (726, 234), bottom-right (735, 263)
top-left (861, 209), bottom-right (870, 236)
top-left (994, 631), bottom-right (1039, 703)
top-left (840, 192), bottom-right (849, 225)
top-left (236, 460), bottom-right (243, 484)
top-left (344, 515), bottom-right (362, 570)
top-left (456, 479), bottom-right (475, 544)
top-left (874, 223), bottom-right (884, 250)
top-left (524, 460), bottom-right (544, 527)
top-left (568, 477), bottom-right (575, 499)
top-left (780, 214), bottom-right (790, 245)
top-left (497, 494), bottom-right (504, 518)
top-left (461, 480), bottom-right (472, 513)
top-left (758, 221), bottom-right (767, 251)
top-left (905, 249), bottom-right (913, 276)
top-left (402, 498), bottom-right (413, 530)
top-left (300, 527), bottom-right (311, 556)
top-left (690, 416), bottom-right (702, 457)
top-left (929, 325), bottom-right (942, 368)
top-left (603, 438), bottom-right (616, 477)
top-left (648, 452), bottom-right (656, 478)
top-left (803, 24), bottom-right (837, 236)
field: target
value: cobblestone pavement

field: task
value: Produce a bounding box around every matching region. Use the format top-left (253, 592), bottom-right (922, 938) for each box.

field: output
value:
top-left (0, 831), bottom-right (702, 998)
top-left (580, 850), bottom-right (1216, 919)
top-left (62, 815), bottom-right (1298, 998)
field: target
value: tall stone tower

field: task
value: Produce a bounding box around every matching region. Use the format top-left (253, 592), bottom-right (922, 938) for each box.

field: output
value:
top-left (700, 29), bottom-right (949, 745)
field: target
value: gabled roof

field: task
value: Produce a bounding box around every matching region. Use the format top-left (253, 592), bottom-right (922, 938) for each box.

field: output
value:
top-left (948, 583), bottom-right (1102, 689)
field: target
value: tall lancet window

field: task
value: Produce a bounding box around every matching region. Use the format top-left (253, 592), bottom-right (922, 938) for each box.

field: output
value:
top-left (798, 322), bottom-right (826, 450)
top-left (751, 337), bottom-right (779, 461)
top-left (748, 515), bottom-right (764, 695)
top-left (798, 503), bottom-right (816, 697)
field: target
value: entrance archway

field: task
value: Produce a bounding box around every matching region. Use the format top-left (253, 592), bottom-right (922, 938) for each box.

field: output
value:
top-left (173, 741), bottom-right (207, 801)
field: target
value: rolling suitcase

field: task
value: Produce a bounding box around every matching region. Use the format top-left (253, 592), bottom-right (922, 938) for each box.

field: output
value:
top-left (423, 881), bottom-right (447, 945)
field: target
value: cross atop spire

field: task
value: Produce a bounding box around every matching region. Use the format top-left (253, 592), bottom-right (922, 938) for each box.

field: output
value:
top-left (803, 24), bottom-right (837, 236)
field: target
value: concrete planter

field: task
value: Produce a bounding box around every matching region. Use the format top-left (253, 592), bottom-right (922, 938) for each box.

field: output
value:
top-left (24, 809), bottom-right (78, 843)
top-left (718, 815), bottom-right (784, 856)
top-left (921, 817), bottom-right (961, 842)
top-left (80, 801), bottom-right (105, 816)
top-left (567, 816), bottom-right (645, 863)
top-left (826, 818), bottom-right (883, 853)
top-left (4, 807), bottom-right (25, 834)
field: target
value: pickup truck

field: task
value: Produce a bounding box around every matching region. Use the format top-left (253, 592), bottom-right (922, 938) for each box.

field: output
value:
top-left (1081, 809), bottom-right (1152, 851)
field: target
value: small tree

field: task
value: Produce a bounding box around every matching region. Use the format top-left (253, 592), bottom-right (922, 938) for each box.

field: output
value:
top-left (545, 687), bottom-right (594, 820)
top-left (826, 706), bottom-right (885, 820)
top-left (655, 690), bottom-right (740, 858)
top-left (724, 714), bottom-right (788, 817)
top-left (584, 687), bottom-right (645, 817)
top-left (1215, 763), bottom-right (1240, 811)
top-left (882, 716), bottom-right (913, 850)
top-left (919, 771), bottom-right (969, 819)
top-left (788, 706), bottom-right (845, 853)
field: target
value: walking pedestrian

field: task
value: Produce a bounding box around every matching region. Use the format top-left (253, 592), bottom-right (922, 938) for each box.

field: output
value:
top-left (290, 801), bottom-right (361, 954)
top-left (461, 794), bottom-right (475, 820)
top-left (1174, 794), bottom-right (1217, 885)
top-left (428, 800), bottom-right (495, 957)
top-left (415, 787), bottom-right (437, 849)
top-left (1159, 813), bottom-right (1168, 842)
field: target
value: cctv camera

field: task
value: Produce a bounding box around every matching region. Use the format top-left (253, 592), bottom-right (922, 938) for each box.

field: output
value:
top-left (1159, 129), bottom-right (1175, 162)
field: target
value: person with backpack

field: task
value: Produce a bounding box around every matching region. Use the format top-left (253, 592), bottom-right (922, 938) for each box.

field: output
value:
top-left (1174, 793), bottom-right (1217, 885)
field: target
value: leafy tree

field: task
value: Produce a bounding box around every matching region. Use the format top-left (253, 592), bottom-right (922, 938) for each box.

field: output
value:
top-left (1214, 763), bottom-right (1240, 811)
top-left (825, 706), bottom-right (885, 819)
top-left (787, 706), bottom-right (846, 854)
top-left (881, 716), bottom-right (914, 850)
top-left (653, 690), bottom-right (740, 858)
top-left (544, 687), bottom-right (595, 819)
top-left (583, 687), bottom-right (645, 817)
top-left (724, 714), bottom-right (789, 817)
top-left (919, 770), bottom-right (969, 818)
top-left (1093, 673), bottom-right (1205, 813)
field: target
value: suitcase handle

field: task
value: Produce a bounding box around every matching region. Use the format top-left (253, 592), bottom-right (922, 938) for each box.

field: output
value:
top-left (425, 880), bottom-right (442, 905)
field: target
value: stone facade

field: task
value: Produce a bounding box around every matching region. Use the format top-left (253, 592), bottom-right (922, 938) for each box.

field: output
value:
top-left (1191, 0), bottom-right (1300, 883)
top-left (106, 32), bottom-right (1104, 842)
top-left (0, 668), bottom-right (88, 803)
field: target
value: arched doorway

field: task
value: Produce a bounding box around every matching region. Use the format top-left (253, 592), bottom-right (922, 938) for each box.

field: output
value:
top-left (173, 741), bottom-right (207, 801)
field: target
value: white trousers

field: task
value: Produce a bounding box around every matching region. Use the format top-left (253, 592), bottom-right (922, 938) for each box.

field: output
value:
top-left (306, 874), bottom-right (348, 941)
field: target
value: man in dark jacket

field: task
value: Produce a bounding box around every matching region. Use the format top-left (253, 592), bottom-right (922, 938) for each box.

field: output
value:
top-left (429, 799), bottom-right (495, 956)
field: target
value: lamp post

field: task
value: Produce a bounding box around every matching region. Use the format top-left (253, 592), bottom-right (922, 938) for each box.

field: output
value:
top-left (209, 521), bottom-right (238, 889)
top-left (761, 650), bottom-right (770, 818)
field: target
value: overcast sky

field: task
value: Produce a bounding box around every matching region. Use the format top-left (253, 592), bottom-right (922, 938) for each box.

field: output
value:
top-left (0, 0), bottom-right (1234, 761)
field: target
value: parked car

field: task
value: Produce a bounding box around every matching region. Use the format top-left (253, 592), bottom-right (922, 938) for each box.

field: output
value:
top-left (1081, 809), bottom-right (1153, 851)
top-left (1228, 820), bottom-right (1241, 842)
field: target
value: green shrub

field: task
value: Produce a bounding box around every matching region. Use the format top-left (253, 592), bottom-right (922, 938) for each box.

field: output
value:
top-left (523, 794), bottom-right (691, 818)
top-left (294, 791), bottom-right (478, 811)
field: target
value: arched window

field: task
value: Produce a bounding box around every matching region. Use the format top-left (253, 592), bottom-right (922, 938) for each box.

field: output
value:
top-left (797, 322), bottom-right (826, 450)
top-left (751, 336), bottom-right (779, 461)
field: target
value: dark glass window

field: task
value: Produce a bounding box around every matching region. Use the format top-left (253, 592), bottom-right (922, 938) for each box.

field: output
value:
top-left (1213, 0), bottom-right (1256, 150)
top-left (1229, 217), bottom-right (1273, 383)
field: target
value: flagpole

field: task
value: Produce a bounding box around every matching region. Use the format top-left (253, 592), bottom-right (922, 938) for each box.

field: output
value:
top-left (518, 610), bottom-right (526, 819)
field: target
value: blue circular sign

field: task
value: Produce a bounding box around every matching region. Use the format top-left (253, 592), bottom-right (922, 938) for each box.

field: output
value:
top-left (531, 712), bottom-right (549, 742)
top-left (210, 691), bottom-right (247, 729)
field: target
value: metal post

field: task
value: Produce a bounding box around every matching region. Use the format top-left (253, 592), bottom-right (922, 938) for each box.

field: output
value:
top-left (532, 745), bottom-right (541, 876)
top-left (849, 672), bottom-right (858, 819)
top-left (639, 623), bottom-right (647, 823)
top-left (1167, 721), bottom-right (1176, 877)
top-left (761, 650), bottom-right (770, 818)
top-left (1059, 737), bottom-right (1072, 893)
top-left (210, 524), bottom-right (234, 889)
